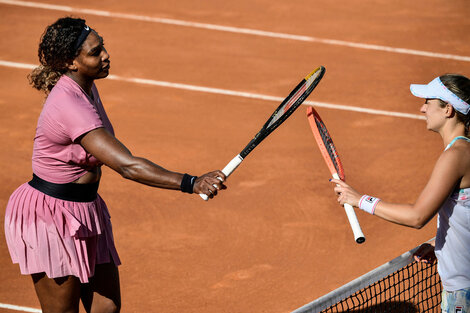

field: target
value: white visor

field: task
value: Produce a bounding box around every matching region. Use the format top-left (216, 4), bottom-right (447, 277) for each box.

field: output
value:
top-left (410, 77), bottom-right (469, 115)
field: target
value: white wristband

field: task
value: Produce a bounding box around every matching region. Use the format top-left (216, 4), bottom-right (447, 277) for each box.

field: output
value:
top-left (358, 195), bottom-right (380, 215)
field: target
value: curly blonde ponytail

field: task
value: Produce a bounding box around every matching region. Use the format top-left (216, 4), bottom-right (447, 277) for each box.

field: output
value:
top-left (28, 65), bottom-right (64, 94)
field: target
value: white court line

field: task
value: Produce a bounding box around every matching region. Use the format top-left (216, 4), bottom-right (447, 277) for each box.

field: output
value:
top-left (1, 0), bottom-right (469, 62)
top-left (0, 59), bottom-right (424, 120)
top-left (0, 303), bottom-right (41, 313)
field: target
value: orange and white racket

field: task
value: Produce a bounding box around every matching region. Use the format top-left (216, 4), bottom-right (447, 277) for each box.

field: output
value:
top-left (306, 106), bottom-right (365, 244)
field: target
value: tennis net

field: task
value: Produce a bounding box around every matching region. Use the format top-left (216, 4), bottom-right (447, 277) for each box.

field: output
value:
top-left (292, 239), bottom-right (441, 313)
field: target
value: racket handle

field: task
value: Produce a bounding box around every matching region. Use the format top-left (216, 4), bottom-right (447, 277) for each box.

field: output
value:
top-left (332, 173), bottom-right (365, 244)
top-left (343, 203), bottom-right (366, 244)
top-left (199, 155), bottom-right (244, 200)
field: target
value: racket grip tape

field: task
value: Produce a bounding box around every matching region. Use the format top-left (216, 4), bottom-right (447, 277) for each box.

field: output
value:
top-left (199, 155), bottom-right (244, 201)
top-left (343, 203), bottom-right (366, 244)
top-left (332, 173), bottom-right (365, 244)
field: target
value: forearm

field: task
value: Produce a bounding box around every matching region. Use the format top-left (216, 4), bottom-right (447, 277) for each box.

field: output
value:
top-left (372, 202), bottom-right (432, 229)
top-left (332, 179), bottom-right (439, 229)
top-left (117, 156), bottom-right (183, 189)
top-left (80, 129), bottom-right (224, 195)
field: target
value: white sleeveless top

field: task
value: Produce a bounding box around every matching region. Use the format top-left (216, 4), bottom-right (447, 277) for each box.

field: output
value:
top-left (435, 136), bottom-right (470, 291)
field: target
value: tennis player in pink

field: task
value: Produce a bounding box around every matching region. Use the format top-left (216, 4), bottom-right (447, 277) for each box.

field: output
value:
top-left (5, 17), bottom-right (226, 312)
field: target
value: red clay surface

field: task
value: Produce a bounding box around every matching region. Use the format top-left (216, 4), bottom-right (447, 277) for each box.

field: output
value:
top-left (1, 1), bottom-right (469, 312)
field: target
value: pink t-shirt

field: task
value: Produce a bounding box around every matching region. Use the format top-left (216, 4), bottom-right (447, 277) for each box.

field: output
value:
top-left (32, 75), bottom-right (114, 183)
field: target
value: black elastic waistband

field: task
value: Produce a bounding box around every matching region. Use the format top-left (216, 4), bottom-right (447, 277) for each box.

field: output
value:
top-left (28, 174), bottom-right (99, 202)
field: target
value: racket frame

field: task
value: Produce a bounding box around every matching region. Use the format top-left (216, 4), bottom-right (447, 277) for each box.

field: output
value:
top-left (239, 66), bottom-right (325, 159)
top-left (199, 66), bottom-right (325, 200)
top-left (306, 106), bottom-right (365, 244)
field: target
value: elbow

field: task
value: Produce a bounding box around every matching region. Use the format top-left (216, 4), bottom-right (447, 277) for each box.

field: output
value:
top-left (117, 163), bottom-right (138, 181)
top-left (115, 157), bottom-right (154, 183)
top-left (403, 205), bottom-right (433, 229)
top-left (409, 217), bottom-right (429, 229)
top-left (119, 168), bottom-right (133, 180)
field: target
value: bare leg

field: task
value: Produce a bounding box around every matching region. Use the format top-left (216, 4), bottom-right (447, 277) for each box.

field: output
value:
top-left (81, 262), bottom-right (121, 313)
top-left (31, 273), bottom-right (81, 313)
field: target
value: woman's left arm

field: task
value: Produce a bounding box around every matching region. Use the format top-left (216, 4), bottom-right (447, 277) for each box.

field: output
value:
top-left (332, 148), bottom-right (464, 229)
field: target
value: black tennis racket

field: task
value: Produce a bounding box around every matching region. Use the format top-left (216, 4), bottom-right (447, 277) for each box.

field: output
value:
top-left (200, 66), bottom-right (326, 200)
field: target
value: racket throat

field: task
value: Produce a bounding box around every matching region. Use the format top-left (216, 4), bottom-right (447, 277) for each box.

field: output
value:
top-left (240, 138), bottom-right (259, 158)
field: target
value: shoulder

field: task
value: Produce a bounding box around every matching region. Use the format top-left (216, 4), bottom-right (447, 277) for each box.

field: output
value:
top-left (440, 139), bottom-right (470, 174)
top-left (444, 139), bottom-right (470, 159)
top-left (48, 77), bottom-right (85, 103)
top-left (45, 78), bottom-right (94, 114)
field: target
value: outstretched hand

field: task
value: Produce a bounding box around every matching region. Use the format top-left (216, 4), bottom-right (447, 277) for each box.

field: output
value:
top-left (193, 170), bottom-right (226, 198)
top-left (330, 179), bottom-right (362, 207)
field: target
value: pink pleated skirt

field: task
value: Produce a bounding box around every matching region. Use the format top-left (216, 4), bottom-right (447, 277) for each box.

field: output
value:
top-left (4, 182), bottom-right (121, 283)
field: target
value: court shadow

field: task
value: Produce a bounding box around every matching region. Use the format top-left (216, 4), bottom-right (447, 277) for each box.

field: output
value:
top-left (334, 300), bottom-right (419, 312)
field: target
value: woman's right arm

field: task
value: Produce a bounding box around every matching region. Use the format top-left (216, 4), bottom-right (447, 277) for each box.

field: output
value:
top-left (79, 127), bottom-right (225, 196)
top-left (332, 147), bottom-right (465, 229)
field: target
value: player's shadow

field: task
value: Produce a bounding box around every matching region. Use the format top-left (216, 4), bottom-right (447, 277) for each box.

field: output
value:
top-left (334, 301), bottom-right (419, 312)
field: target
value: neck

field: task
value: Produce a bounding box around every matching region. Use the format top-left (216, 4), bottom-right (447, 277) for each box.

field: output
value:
top-left (439, 121), bottom-right (466, 148)
top-left (65, 72), bottom-right (93, 98)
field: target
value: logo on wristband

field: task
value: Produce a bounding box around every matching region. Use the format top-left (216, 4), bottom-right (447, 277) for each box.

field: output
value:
top-left (365, 196), bottom-right (377, 203)
top-left (359, 195), bottom-right (380, 215)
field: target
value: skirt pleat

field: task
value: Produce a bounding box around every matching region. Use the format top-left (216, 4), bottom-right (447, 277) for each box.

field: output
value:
top-left (4, 182), bottom-right (121, 283)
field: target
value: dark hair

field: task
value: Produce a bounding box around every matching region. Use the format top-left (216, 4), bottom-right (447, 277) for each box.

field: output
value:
top-left (439, 74), bottom-right (470, 136)
top-left (28, 17), bottom-right (87, 94)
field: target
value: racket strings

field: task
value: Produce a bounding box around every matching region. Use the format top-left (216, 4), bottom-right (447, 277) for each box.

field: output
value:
top-left (267, 83), bottom-right (307, 129)
top-left (282, 70), bottom-right (320, 115)
top-left (266, 67), bottom-right (324, 130)
top-left (314, 117), bottom-right (345, 180)
top-left (283, 83), bottom-right (307, 113)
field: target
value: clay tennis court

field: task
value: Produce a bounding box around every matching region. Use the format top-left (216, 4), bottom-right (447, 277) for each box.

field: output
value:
top-left (0, 0), bottom-right (469, 312)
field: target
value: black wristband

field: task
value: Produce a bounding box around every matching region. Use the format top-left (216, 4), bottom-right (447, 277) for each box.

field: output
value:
top-left (181, 173), bottom-right (197, 194)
